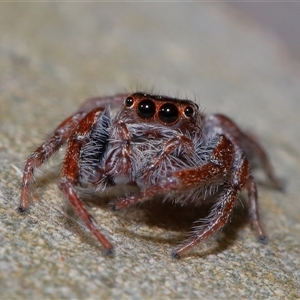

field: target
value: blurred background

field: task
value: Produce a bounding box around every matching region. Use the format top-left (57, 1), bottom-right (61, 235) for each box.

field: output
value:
top-left (0, 2), bottom-right (300, 299)
top-left (231, 2), bottom-right (300, 62)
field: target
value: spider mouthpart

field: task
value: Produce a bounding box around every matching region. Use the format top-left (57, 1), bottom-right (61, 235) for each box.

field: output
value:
top-left (125, 97), bottom-right (134, 107)
top-left (184, 106), bottom-right (194, 118)
top-left (158, 103), bottom-right (179, 124)
top-left (137, 99), bottom-right (156, 119)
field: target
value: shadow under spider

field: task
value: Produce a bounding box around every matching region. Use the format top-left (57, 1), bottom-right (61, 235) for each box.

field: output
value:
top-left (34, 170), bottom-right (250, 256)
top-left (80, 188), bottom-right (250, 256)
top-left (139, 198), bottom-right (248, 254)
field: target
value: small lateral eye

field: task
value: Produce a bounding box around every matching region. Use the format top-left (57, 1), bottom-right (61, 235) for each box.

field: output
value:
top-left (137, 99), bottom-right (156, 119)
top-left (125, 97), bottom-right (134, 107)
top-left (158, 103), bottom-right (179, 124)
top-left (184, 106), bottom-right (194, 118)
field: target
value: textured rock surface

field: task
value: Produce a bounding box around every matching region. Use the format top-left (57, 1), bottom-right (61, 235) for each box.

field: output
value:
top-left (0, 3), bottom-right (299, 299)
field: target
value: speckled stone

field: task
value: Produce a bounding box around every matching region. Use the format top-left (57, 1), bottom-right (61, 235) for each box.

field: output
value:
top-left (0, 3), bottom-right (299, 299)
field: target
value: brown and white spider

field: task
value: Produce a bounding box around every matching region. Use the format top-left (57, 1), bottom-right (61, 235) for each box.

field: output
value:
top-left (18, 92), bottom-right (282, 258)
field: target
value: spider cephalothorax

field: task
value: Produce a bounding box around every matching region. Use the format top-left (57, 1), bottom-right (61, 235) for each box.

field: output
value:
top-left (19, 92), bottom-right (281, 258)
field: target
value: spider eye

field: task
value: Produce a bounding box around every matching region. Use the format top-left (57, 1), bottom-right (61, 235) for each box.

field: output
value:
top-left (158, 103), bottom-right (179, 124)
top-left (125, 97), bottom-right (134, 107)
top-left (184, 106), bottom-right (194, 118)
top-left (137, 99), bottom-right (156, 119)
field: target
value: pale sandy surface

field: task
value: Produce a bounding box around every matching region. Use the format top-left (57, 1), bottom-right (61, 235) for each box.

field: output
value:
top-left (0, 3), bottom-right (300, 299)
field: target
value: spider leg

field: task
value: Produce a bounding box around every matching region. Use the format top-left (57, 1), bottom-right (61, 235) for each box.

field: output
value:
top-left (172, 147), bottom-right (257, 258)
top-left (18, 94), bottom-right (128, 214)
top-left (138, 134), bottom-right (195, 186)
top-left (242, 132), bottom-right (283, 190)
top-left (77, 93), bottom-right (130, 113)
top-left (172, 187), bottom-right (239, 259)
top-left (113, 134), bottom-right (264, 258)
top-left (246, 175), bottom-right (267, 243)
top-left (18, 111), bottom-right (86, 213)
top-left (59, 108), bottom-right (113, 253)
top-left (112, 135), bottom-right (234, 210)
top-left (206, 114), bottom-right (282, 190)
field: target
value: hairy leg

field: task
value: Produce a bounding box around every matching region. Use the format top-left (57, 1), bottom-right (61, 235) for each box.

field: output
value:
top-left (172, 188), bottom-right (238, 258)
top-left (59, 108), bottom-right (113, 253)
top-left (246, 175), bottom-right (267, 243)
top-left (112, 135), bottom-right (234, 210)
top-left (205, 114), bottom-right (282, 190)
top-left (19, 94), bottom-right (127, 213)
top-left (19, 111), bottom-right (86, 213)
top-left (173, 149), bottom-right (254, 258)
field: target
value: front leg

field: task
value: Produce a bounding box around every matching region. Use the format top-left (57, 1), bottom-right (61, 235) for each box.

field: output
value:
top-left (172, 188), bottom-right (239, 258)
top-left (112, 135), bottom-right (234, 210)
top-left (138, 134), bottom-right (195, 186)
top-left (173, 148), bottom-right (251, 258)
top-left (112, 135), bottom-right (264, 258)
top-left (19, 93), bottom-right (128, 214)
top-left (59, 108), bottom-right (113, 253)
top-left (18, 111), bottom-right (86, 213)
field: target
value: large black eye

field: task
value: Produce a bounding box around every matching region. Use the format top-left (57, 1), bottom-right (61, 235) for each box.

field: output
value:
top-left (184, 106), bottom-right (194, 118)
top-left (125, 97), bottom-right (134, 107)
top-left (158, 103), bottom-right (179, 124)
top-left (137, 99), bottom-right (156, 119)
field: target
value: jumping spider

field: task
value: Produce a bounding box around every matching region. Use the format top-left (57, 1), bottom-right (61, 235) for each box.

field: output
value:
top-left (18, 92), bottom-right (282, 258)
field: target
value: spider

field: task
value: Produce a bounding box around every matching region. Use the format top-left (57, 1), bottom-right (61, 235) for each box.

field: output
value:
top-left (18, 92), bottom-right (282, 258)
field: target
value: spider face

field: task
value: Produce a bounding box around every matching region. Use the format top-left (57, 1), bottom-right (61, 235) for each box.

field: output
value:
top-left (123, 93), bottom-right (198, 126)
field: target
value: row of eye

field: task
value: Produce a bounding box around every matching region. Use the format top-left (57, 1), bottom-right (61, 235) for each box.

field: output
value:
top-left (125, 97), bottom-right (195, 124)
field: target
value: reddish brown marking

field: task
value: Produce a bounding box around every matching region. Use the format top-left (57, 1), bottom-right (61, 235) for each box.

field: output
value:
top-left (113, 178), bottom-right (178, 210)
top-left (59, 108), bottom-right (114, 251)
top-left (61, 109), bottom-right (103, 183)
top-left (60, 181), bottom-right (113, 252)
top-left (175, 135), bottom-right (234, 187)
top-left (128, 92), bottom-right (200, 128)
top-left (19, 112), bottom-right (86, 212)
